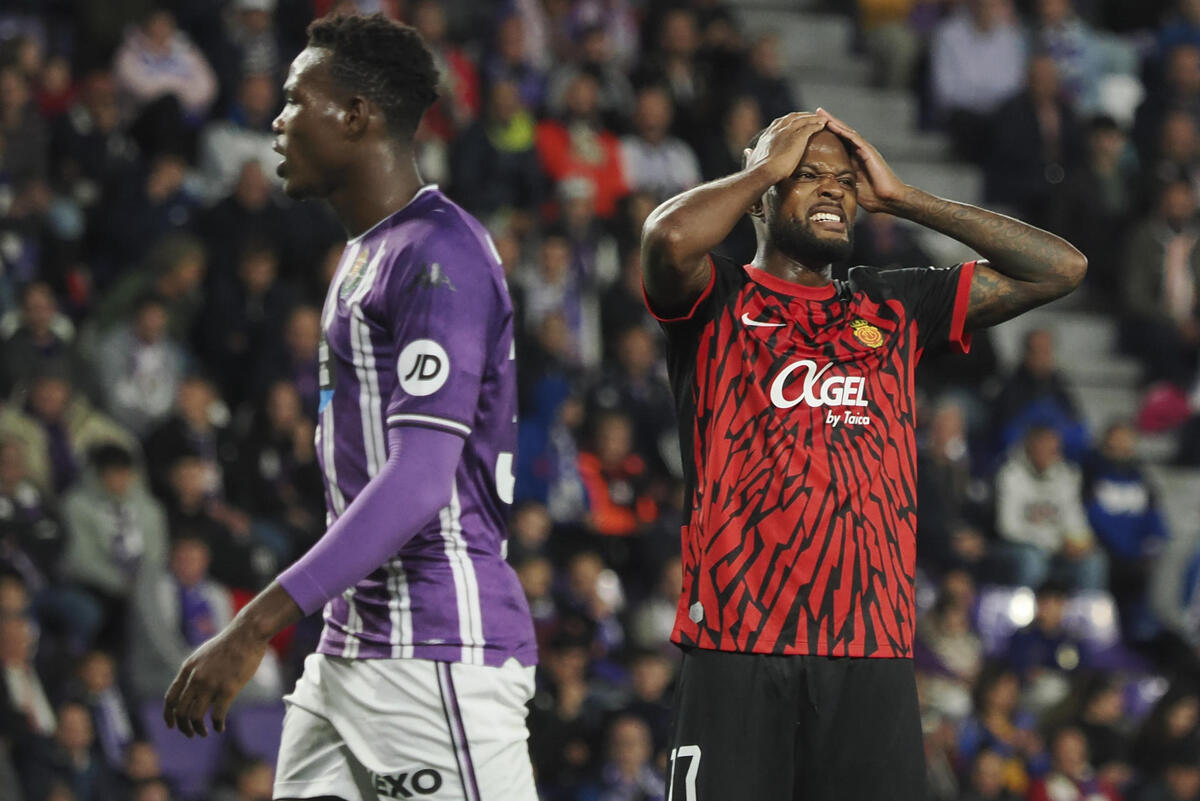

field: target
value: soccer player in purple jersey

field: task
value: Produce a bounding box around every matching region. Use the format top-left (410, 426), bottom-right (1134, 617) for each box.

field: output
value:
top-left (162, 14), bottom-right (538, 801)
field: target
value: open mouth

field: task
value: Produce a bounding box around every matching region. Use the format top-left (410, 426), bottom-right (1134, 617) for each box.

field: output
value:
top-left (809, 209), bottom-right (847, 233)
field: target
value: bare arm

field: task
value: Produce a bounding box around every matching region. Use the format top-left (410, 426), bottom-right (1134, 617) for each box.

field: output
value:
top-left (819, 110), bottom-right (1087, 331)
top-left (641, 112), bottom-right (827, 317)
top-left (885, 188), bottom-right (1087, 330)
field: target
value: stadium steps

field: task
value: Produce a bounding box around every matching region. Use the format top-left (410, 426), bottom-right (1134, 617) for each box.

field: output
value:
top-left (1146, 466), bottom-right (1200, 538)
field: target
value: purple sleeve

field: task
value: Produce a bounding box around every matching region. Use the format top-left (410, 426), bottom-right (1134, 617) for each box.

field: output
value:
top-left (278, 425), bottom-right (464, 615)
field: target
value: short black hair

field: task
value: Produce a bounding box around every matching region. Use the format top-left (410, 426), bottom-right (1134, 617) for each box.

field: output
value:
top-left (90, 442), bottom-right (135, 472)
top-left (306, 13), bottom-right (440, 139)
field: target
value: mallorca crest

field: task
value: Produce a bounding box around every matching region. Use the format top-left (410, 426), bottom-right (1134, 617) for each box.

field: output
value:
top-left (338, 246), bottom-right (371, 301)
top-left (850, 318), bottom-right (884, 348)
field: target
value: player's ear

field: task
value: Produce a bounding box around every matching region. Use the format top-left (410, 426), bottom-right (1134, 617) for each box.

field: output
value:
top-left (748, 191), bottom-right (765, 221)
top-left (343, 95), bottom-right (371, 138)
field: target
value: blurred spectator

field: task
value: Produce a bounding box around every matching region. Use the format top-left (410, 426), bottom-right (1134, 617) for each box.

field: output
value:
top-left (409, 0), bottom-right (478, 142)
top-left (856, 0), bottom-right (928, 90)
top-left (1119, 178), bottom-right (1200, 387)
top-left (915, 591), bottom-right (983, 720)
top-left (144, 374), bottom-right (235, 503)
top-left (985, 53), bottom-right (1084, 227)
top-left (1052, 115), bottom-right (1139, 301)
top-left (112, 10), bottom-right (217, 125)
top-left (21, 701), bottom-right (119, 801)
top-left (521, 233), bottom-right (601, 368)
top-left (96, 294), bottom-right (188, 438)
top-left (214, 0), bottom-right (283, 105)
top-left (1027, 726), bottom-right (1122, 801)
top-left (994, 425), bottom-right (1105, 589)
top-left (628, 556), bottom-right (681, 653)
top-left (1006, 581), bottom-right (1084, 710)
top-left (847, 213), bottom-right (935, 272)
top-left (194, 72), bottom-right (281, 203)
top-left (257, 304), bottom-right (321, 419)
top-left (1133, 44), bottom-right (1200, 163)
top-left (449, 77), bottom-right (546, 223)
top-left (736, 34), bottom-right (797, 128)
top-left (119, 740), bottom-right (162, 795)
top-left (958, 665), bottom-right (1047, 795)
top-left (698, 94), bottom-right (761, 181)
top-left (918, 399), bottom-right (989, 576)
top-left (0, 613), bottom-right (56, 741)
top-left (484, 14), bottom-right (547, 113)
top-left (559, 550), bottom-right (625, 661)
top-left (70, 650), bottom-right (135, 773)
top-left (560, 176), bottom-right (621, 296)
top-left (90, 232), bottom-right (206, 341)
top-left (634, 8), bottom-right (706, 148)
top-left (991, 328), bottom-right (1088, 461)
top-left (0, 281), bottom-right (89, 400)
top-left (1159, 0), bottom-right (1200, 55)
top-left (546, 25), bottom-right (636, 130)
top-left (1075, 676), bottom-right (1134, 790)
top-left (162, 452), bottom-right (275, 592)
top-left (231, 380), bottom-right (323, 551)
top-left (578, 411), bottom-right (658, 540)
top-left (0, 59), bottom-right (48, 183)
top-left (0, 367), bottom-right (139, 497)
top-left (930, 0), bottom-right (1027, 162)
top-left (1033, 0), bottom-right (1136, 114)
top-left (1083, 422), bottom-right (1169, 635)
top-left (130, 777), bottom-right (173, 801)
top-left (196, 238), bottom-right (295, 408)
top-left (1137, 747), bottom-right (1200, 801)
top-left (579, 716), bottom-right (666, 801)
top-left (600, 246), bottom-right (659, 361)
top-left (127, 536), bottom-right (280, 704)
top-left (100, 153), bottom-right (204, 269)
top-left (1149, 527), bottom-right (1200, 668)
top-left (1131, 684), bottom-right (1200, 779)
top-left (517, 553), bottom-right (558, 646)
top-left (529, 635), bottom-right (607, 794)
top-left (619, 650), bottom-right (674, 756)
top-left (619, 84), bottom-right (701, 201)
top-left (1148, 110), bottom-right (1200, 209)
top-left (59, 443), bottom-right (167, 650)
top-left (0, 437), bottom-right (64, 591)
top-left (535, 70), bottom-right (628, 220)
top-left (959, 747), bottom-right (1024, 801)
top-left (213, 759), bottom-right (274, 801)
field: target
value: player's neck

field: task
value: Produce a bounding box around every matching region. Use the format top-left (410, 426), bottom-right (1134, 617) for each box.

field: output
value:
top-left (328, 146), bottom-right (424, 240)
top-left (752, 246), bottom-right (833, 287)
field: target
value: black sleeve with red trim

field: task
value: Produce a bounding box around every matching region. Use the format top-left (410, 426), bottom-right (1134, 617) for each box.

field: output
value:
top-left (642, 253), bottom-right (747, 331)
top-left (851, 261), bottom-right (976, 355)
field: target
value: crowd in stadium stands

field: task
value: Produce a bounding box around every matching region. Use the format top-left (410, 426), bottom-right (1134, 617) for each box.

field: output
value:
top-left (0, 0), bottom-right (1199, 799)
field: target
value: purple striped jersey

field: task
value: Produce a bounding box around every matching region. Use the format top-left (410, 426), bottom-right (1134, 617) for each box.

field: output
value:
top-left (313, 185), bottom-right (535, 667)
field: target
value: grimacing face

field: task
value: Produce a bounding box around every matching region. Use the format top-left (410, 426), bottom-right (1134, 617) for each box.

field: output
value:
top-left (272, 48), bottom-right (351, 199)
top-left (762, 130), bottom-right (857, 265)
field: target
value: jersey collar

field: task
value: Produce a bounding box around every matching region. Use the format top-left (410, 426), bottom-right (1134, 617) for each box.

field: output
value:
top-left (744, 264), bottom-right (836, 300)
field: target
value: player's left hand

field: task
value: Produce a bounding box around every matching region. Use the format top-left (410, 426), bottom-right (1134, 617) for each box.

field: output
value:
top-left (163, 620), bottom-right (268, 737)
top-left (817, 108), bottom-right (907, 214)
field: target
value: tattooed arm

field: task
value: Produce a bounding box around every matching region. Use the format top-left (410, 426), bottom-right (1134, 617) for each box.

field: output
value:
top-left (819, 110), bottom-right (1087, 330)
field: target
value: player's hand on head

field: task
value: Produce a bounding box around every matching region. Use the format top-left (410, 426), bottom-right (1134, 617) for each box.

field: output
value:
top-left (163, 622), bottom-right (268, 738)
top-left (816, 108), bottom-right (907, 214)
top-left (743, 111), bottom-right (828, 185)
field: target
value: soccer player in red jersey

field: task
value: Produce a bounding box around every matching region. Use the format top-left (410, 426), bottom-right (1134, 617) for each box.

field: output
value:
top-left (642, 109), bottom-right (1087, 800)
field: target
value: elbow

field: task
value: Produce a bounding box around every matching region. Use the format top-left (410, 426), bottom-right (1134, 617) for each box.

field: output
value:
top-left (1064, 250), bottom-right (1088, 291)
top-left (642, 213), bottom-right (688, 263)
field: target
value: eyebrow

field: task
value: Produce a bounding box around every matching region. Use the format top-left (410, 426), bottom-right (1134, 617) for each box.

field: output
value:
top-left (797, 163), bottom-right (855, 177)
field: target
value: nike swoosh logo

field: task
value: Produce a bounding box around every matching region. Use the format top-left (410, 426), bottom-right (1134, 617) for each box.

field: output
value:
top-left (741, 312), bottom-right (786, 328)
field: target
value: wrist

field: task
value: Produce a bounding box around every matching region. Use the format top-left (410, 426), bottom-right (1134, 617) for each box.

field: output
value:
top-left (746, 159), bottom-right (789, 190)
top-left (880, 184), bottom-right (923, 218)
top-left (233, 581), bottom-right (303, 642)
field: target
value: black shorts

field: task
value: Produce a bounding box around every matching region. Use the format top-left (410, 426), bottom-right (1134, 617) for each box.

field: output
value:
top-left (667, 649), bottom-right (927, 801)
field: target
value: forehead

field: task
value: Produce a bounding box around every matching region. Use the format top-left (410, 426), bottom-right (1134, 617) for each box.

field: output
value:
top-left (284, 47), bottom-right (334, 93)
top-left (800, 130), bottom-right (852, 171)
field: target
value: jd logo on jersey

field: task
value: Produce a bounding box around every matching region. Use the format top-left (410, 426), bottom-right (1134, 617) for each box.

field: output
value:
top-left (398, 339), bottom-right (450, 396)
top-left (371, 768), bottom-right (443, 798)
top-left (769, 359), bottom-right (872, 427)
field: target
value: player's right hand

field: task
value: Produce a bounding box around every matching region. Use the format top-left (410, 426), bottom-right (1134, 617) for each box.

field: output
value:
top-left (743, 111), bottom-right (827, 186)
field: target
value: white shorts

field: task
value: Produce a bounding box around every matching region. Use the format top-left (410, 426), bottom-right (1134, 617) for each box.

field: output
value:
top-left (273, 653), bottom-right (537, 801)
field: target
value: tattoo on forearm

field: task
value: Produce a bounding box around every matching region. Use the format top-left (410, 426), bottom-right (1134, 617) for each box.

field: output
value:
top-left (897, 189), bottom-right (1085, 328)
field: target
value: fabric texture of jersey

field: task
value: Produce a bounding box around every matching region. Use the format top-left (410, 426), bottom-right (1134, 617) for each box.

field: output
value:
top-left (648, 254), bottom-right (975, 657)
top-left (314, 184), bottom-right (534, 667)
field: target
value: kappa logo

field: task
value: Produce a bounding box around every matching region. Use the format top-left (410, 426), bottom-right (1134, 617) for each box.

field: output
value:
top-left (398, 339), bottom-right (450, 396)
top-left (769, 359), bottom-right (872, 427)
top-left (417, 262), bottom-right (456, 291)
top-left (370, 768), bottom-right (443, 798)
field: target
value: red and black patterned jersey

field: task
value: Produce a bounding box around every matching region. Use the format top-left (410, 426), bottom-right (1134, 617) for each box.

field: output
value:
top-left (647, 255), bottom-right (975, 657)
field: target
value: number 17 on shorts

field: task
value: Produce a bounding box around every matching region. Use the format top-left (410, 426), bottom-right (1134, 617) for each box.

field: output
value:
top-left (667, 745), bottom-right (701, 801)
